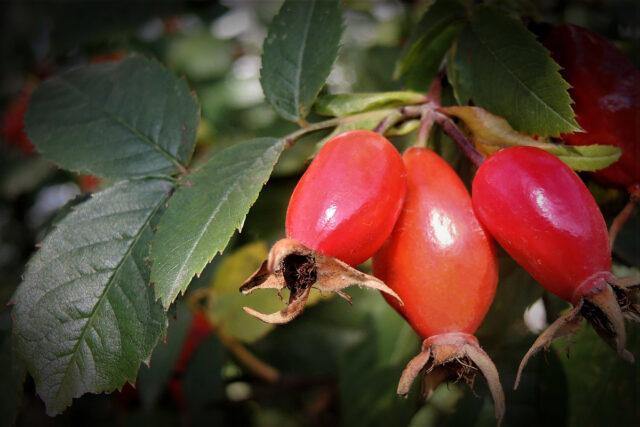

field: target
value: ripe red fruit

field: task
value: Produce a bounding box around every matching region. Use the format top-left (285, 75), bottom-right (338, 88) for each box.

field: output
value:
top-left (373, 147), bottom-right (503, 421)
top-left (471, 146), bottom-right (639, 386)
top-left (543, 24), bottom-right (640, 190)
top-left (1, 84), bottom-right (35, 156)
top-left (241, 130), bottom-right (407, 324)
top-left (77, 174), bottom-right (102, 193)
top-left (286, 130), bottom-right (407, 266)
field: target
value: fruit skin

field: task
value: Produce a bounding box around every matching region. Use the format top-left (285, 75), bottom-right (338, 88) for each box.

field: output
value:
top-left (374, 147), bottom-right (498, 338)
top-left (472, 146), bottom-right (610, 303)
top-left (286, 130), bottom-right (407, 266)
top-left (373, 148), bottom-right (504, 421)
top-left (543, 24), bottom-right (640, 189)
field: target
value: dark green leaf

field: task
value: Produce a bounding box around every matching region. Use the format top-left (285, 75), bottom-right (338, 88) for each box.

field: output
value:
top-left (137, 302), bottom-right (193, 409)
top-left (338, 293), bottom-right (420, 427)
top-left (25, 56), bottom-right (199, 179)
top-left (554, 326), bottom-right (640, 427)
top-left (446, 43), bottom-right (472, 105)
top-left (314, 91), bottom-right (425, 117)
top-left (182, 336), bottom-right (225, 410)
top-left (12, 179), bottom-right (172, 415)
top-left (613, 209), bottom-right (640, 267)
top-left (451, 7), bottom-right (579, 136)
top-left (151, 138), bottom-right (285, 309)
top-left (0, 311), bottom-right (26, 427)
top-left (252, 289), bottom-right (372, 375)
top-left (395, 0), bottom-right (467, 90)
top-left (260, 0), bottom-right (343, 122)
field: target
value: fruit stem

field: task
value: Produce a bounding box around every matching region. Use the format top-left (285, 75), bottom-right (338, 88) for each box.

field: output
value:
top-left (415, 107), bottom-right (435, 148)
top-left (217, 329), bottom-right (281, 383)
top-left (433, 112), bottom-right (485, 168)
top-left (188, 288), bottom-right (281, 383)
top-left (373, 110), bottom-right (403, 134)
top-left (609, 184), bottom-right (640, 248)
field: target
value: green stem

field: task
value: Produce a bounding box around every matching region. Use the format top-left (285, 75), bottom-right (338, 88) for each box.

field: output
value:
top-left (283, 109), bottom-right (398, 148)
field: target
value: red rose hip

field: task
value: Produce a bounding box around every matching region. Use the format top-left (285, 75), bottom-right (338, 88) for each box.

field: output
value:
top-left (286, 130), bottom-right (407, 266)
top-left (374, 147), bottom-right (504, 421)
top-left (241, 130), bottom-right (407, 324)
top-left (471, 146), bottom-right (639, 386)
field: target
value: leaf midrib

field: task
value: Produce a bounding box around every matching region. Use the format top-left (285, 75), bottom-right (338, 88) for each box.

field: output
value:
top-left (53, 189), bottom-right (167, 408)
top-left (57, 78), bottom-right (186, 173)
top-left (292, 0), bottom-right (317, 117)
top-left (472, 23), bottom-right (576, 130)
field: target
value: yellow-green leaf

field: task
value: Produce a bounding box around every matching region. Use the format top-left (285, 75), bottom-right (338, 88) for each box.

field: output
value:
top-left (313, 109), bottom-right (393, 155)
top-left (441, 106), bottom-right (621, 171)
top-left (440, 105), bottom-right (549, 154)
top-left (315, 92), bottom-right (425, 117)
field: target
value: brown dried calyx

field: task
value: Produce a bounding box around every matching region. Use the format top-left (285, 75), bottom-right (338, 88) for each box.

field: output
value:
top-left (397, 332), bottom-right (505, 424)
top-left (515, 273), bottom-right (640, 389)
top-left (239, 238), bottom-right (403, 324)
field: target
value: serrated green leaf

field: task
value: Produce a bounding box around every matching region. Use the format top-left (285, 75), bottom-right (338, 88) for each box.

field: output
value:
top-left (260, 0), bottom-right (343, 122)
top-left (25, 56), bottom-right (199, 179)
top-left (137, 302), bottom-right (192, 409)
top-left (395, 0), bottom-right (467, 90)
top-left (182, 336), bottom-right (225, 410)
top-left (314, 91), bottom-right (425, 117)
top-left (12, 179), bottom-right (172, 415)
top-left (451, 7), bottom-right (579, 136)
top-left (151, 138), bottom-right (286, 309)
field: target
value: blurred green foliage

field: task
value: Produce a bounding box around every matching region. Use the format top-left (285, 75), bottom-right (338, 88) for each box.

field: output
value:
top-left (0, 1), bottom-right (639, 426)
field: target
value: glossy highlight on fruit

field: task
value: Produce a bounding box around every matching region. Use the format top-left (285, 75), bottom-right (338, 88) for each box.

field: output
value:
top-left (240, 130), bottom-right (406, 324)
top-left (544, 24), bottom-right (640, 189)
top-left (472, 146), bottom-right (609, 303)
top-left (374, 147), bottom-right (503, 421)
top-left (286, 130), bottom-right (407, 266)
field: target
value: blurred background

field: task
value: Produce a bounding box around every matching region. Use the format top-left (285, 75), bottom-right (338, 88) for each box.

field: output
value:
top-left (0, 1), bottom-right (638, 426)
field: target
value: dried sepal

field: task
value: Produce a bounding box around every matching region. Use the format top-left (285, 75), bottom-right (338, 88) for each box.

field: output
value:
top-left (239, 238), bottom-right (402, 324)
top-left (515, 303), bottom-right (583, 390)
top-left (612, 275), bottom-right (640, 322)
top-left (516, 278), bottom-right (638, 390)
top-left (397, 333), bottom-right (505, 424)
top-left (581, 282), bottom-right (634, 362)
